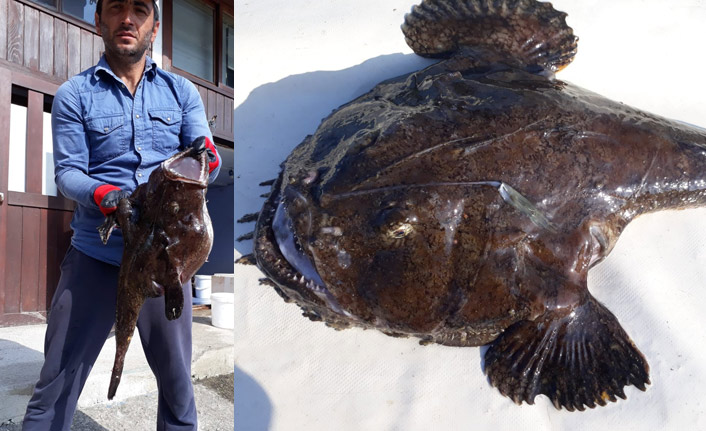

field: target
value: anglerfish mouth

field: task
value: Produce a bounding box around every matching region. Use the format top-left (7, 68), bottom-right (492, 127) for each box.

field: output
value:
top-left (254, 180), bottom-right (349, 316)
top-left (163, 137), bottom-right (209, 186)
top-left (272, 198), bottom-right (326, 287)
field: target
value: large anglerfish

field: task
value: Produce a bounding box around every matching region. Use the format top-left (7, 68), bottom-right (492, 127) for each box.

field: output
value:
top-left (99, 137), bottom-right (214, 400)
top-left (240, 0), bottom-right (706, 411)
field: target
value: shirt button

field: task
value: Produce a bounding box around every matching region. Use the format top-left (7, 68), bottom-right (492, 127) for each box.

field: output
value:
top-left (137, 146), bottom-right (142, 151)
top-left (104, 127), bottom-right (109, 132)
top-left (138, 173), bottom-right (143, 178)
top-left (167, 117), bottom-right (171, 121)
top-left (136, 114), bottom-right (140, 119)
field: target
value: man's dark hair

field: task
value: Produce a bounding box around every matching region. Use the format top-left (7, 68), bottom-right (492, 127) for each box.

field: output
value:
top-left (95, 0), bottom-right (160, 22)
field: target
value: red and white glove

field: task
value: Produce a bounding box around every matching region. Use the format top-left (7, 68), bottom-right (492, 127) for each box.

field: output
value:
top-left (93, 184), bottom-right (130, 216)
top-left (191, 136), bottom-right (220, 173)
top-left (204, 136), bottom-right (220, 173)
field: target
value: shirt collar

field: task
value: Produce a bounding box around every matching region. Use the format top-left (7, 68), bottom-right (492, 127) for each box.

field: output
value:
top-left (94, 55), bottom-right (158, 82)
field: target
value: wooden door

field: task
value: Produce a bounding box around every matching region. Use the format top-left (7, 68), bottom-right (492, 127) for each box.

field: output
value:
top-left (0, 66), bottom-right (74, 326)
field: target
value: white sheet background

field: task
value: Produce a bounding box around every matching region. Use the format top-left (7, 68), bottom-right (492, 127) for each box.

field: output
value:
top-left (234, 1), bottom-right (706, 429)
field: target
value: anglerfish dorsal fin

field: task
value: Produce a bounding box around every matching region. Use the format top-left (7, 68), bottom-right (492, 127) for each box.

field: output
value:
top-left (484, 295), bottom-right (650, 411)
top-left (402, 0), bottom-right (578, 72)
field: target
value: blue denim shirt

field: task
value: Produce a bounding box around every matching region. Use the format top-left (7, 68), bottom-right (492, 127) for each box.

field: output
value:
top-left (53, 55), bottom-right (221, 266)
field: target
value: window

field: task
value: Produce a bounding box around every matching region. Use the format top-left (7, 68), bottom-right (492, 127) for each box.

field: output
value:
top-left (173, 0), bottom-right (214, 81)
top-left (8, 87), bottom-right (57, 196)
top-left (222, 14), bottom-right (234, 88)
top-left (168, 0), bottom-right (233, 90)
top-left (30, 0), bottom-right (97, 24)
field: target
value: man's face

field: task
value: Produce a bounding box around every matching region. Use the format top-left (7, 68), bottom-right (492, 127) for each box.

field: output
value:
top-left (95, 0), bottom-right (160, 63)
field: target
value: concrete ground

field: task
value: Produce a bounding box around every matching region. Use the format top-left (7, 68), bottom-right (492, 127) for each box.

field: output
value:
top-left (0, 373), bottom-right (234, 431)
top-left (0, 307), bottom-right (233, 430)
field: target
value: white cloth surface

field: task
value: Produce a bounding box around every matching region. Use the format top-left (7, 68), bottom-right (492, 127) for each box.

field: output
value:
top-left (234, 1), bottom-right (706, 429)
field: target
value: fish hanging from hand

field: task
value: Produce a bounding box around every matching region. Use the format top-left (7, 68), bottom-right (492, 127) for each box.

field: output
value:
top-left (238, 0), bottom-right (706, 411)
top-left (99, 137), bottom-right (214, 400)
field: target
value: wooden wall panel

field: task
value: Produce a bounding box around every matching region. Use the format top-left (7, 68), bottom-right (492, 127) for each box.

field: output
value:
top-left (26, 90), bottom-right (44, 194)
top-left (63, 211), bottom-right (73, 245)
top-left (185, 83), bottom-right (235, 141)
top-left (198, 89), bottom-right (233, 140)
top-left (93, 34), bottom-right (103, 64)
top-left (8, 191), bottom-right (74, 211)
top-left (2, 206), bottom-right (73, 316)
top-left (47, 210), bottom-right (73, 305)
top-left (58, 212), bottom-right (72, 295)
top-left (4, 206), bottom-right (23, 314)
top-left (67, 25), bottom-right (81, 78)
top-left (0, 0), bottom-right (7, 60)
top-left (207, 89), bottom-right (217, 132)
top-left (216, 92), bottom-right (225, 135)
top-left (7, 0), bottom-right (24, 66)
top-left (225, 97), bottom-right (233, 136)
top-left (80, 29), bottom-right (93, 72)
top-left (20, 207), bottom-right (40, 312)
top-left (41, 209), bottom-right (70, 310)
top-left (39, 12), bottom-right (54, 75)
top-left (191, 83), bottom-right (234, 141)
top-left (197, 85), bottom-right (208, 112)
top-left (0, 68), bottom-right (11, 313)
top-left (23, 5), bottom-right (39, 71)
top-left (54, 19), bottom-right (68, 80)
top-left (37, 208), bottom-right (49, 311)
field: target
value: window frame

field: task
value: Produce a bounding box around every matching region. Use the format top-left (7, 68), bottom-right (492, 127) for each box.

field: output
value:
top-left (19, 0), bottom-right (100, 34)
top-left (221, 12), bottom-right (234, 89)
top-left (162, 0), bottom-right (234, 97)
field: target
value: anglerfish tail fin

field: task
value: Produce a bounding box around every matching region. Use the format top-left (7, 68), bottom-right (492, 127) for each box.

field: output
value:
top-left (108, 287), bottom-right (142, 400)
top-left (402, 0), bottom-right (578, 72)
top-left (484, 295), bottom-right (649, 411)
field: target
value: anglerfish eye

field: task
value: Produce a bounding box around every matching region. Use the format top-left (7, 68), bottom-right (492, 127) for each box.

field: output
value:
top-left (374, 207), bottom-right (417, 239)
top-left (389, 223), bottom-right (414, 239)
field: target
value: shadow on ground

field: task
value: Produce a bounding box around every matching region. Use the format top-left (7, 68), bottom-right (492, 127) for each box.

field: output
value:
top-left (234, 366), bottom-right (272, 431)
top-left (196, 373), bottom-right (234, 403)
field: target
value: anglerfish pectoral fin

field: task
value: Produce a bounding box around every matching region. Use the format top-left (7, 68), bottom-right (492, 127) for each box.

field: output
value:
top-left (98, 213), bottom-right (119, 245)
top-left (483, 296), bottom-right (650, 411)
top-left (98, 198), bottom-right (137, 245)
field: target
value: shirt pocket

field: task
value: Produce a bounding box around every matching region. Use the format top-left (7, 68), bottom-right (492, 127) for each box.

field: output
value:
top-left (85, 114), bottom-right (127, 163)
top-left (148, 108), bottom-right (182, 155)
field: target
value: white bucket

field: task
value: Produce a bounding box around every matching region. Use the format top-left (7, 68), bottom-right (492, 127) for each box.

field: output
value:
top-left (194, 275), bottom-right (212, 298)
top-left (211, 273), bottom-right (234, 293)
top-left (210, 292), bottom-right (234, 329)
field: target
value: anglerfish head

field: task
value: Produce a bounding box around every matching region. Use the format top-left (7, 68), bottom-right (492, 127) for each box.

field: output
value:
top-left (253, 152), bottom-right (495, 335)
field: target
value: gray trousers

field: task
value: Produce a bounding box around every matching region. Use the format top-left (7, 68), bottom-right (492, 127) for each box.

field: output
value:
top-left (22, 246), bottom-right (197, 431)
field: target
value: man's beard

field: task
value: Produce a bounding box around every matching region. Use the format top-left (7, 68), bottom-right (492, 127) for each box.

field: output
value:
top-left (101, 23), bottom-right (153, 63)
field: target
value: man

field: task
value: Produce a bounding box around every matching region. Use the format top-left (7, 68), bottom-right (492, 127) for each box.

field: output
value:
top-left (22, 0), bottom-right (221, 429)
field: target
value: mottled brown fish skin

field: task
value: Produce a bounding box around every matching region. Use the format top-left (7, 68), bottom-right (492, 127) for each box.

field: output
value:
top-left (101, 141), bottom-right (213, 400)
top-left (256, 60), bottom-right (706, 342)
